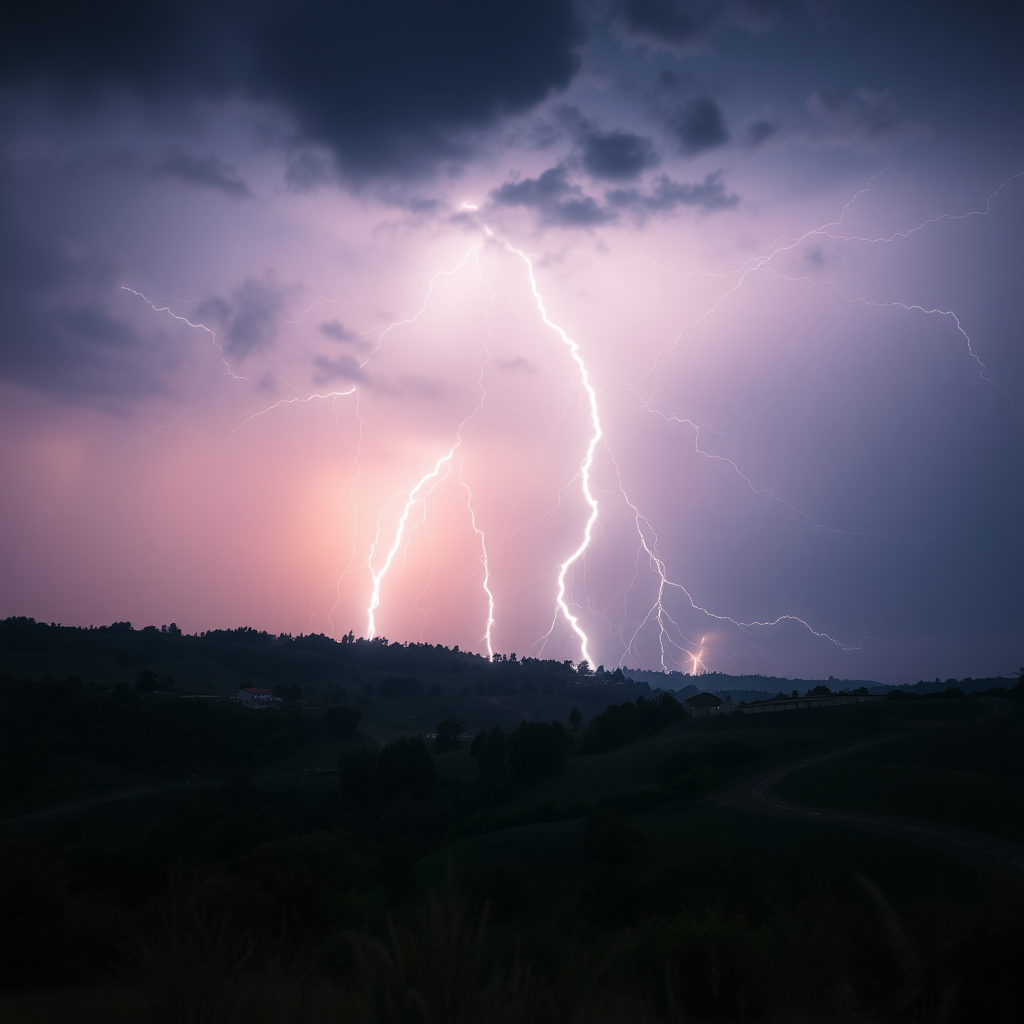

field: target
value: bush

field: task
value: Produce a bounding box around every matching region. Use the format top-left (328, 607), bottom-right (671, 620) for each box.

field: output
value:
top-left (581, 693), bottom-right (687, 753)
top-left (247, 830), bottom-right (369, 932)
top-left (434, 713), bottom-right (465, 753)
top-left (0, 830), bottom-right (76, 988)
top-left (656, 739), bottom-right (763, 794)
top-left (378, 735), bottom-right (436, 802)
top-left (505, 721), bottom-right (568, 782)
top-left (470, 725), bottom-right (507, 779)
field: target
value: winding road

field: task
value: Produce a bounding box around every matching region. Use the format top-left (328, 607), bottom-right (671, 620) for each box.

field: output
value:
top-left (731, 702), bottom-right (1024, 876)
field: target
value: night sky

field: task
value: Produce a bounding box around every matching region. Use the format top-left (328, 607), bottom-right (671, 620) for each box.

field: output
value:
top-left (1, 1), bottom-right (1021, 683)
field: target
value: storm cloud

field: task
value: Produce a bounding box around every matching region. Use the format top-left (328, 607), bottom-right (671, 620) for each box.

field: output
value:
top-left (196, 277), bottom-right (293, 358)
top-left (607, 170), bottom-right (739, 213)
top-left (491, 166), bottom-right (611, 227)
top-left (1, 0), bottom-right (583, 178)
top-left (667, 96), bottom-right (730, 155)
top-left (0, 197), bottom-right (170, 407)
top-left (152, 154), bottom-right (252, 199)
top-left (581, 129), bottom-right (660, 181)
top-left (612, 0), bottom-right (786, 50)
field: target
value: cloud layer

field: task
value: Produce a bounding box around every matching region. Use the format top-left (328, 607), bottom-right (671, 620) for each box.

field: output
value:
top-left (3, 0), bottom-right (583, 178)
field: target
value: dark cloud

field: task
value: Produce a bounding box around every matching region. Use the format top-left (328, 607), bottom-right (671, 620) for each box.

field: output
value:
top-left (491, 165), bottom-right (737, 226)
top-left (0, 198), bottom-right (171, 408)
top-left (197, 277), bottom-right (292, 358)
top-left (312, 353), bottom-right (368, 385)
top-left (667, 96), bottom-right (729, 155)
top-left (607, 170), bottom-right (739, 213)
top-left (490, 166), bottom-right (611, 226)
top-left (612, 0), bottom-right (717, 47)
top-left (804, 87), bottom-right (918, 147)
top-left (581, 129), bottom-right (659, 181)
top-left (319, 319), bottom-right (358, 343)
top-left (152, 154), bottom-right (252, 198)
top-left (747, 119), bottom-right (779, 146)
top-left (1, 0), bottom-right (582, 178)
top-left (612, 0), bottom-right (786, 49)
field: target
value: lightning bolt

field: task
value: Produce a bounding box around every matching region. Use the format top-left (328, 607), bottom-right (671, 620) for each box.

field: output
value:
top-left (366, 447), bottom-right (456, 640)
top-left (485, 227), bottom-right (603, 667)
top-left (361, 243), bottom-right (503, 651)
top-left (77, 156), bottom-right (1017, 678)
top-left (692, 637), bottom-right (705, 675)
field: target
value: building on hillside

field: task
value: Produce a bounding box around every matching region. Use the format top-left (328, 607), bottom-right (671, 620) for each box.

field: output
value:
top-left (684, 692), bottom-right (729, 717)
top-left (740, 692), bottom-right (882, 714)
top-left (232, 687), bottom-right (281, 708)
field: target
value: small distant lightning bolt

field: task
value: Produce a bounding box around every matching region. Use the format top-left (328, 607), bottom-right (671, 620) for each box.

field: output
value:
top-left (603, 447), bottom-right (861, 675)
top-left (485, 227), bottom-right (603, 667)
top-left (692, 638), bottom-right (705, 675)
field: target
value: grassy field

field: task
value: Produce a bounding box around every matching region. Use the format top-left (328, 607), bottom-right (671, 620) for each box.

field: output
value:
top-left (775, 701), bottom-right (1023, 841)
top-left (418, 795), bottom-right (991, 925)
top-left (413, 696), bottom-right (1007, 921)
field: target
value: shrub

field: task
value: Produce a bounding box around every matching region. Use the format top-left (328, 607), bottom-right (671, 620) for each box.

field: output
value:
top-left (378, 735), bottom-right (436, 802)
top-left (470, 725), bottom-right (507, 779)
top-left (247, 830), bottom-right (369, 932)
top-left (581, 693), bottom-right (687, 753)
top-left (505, 721), bottom-right (568, 782)
top-left (434, 714), bottom-right (465, 754)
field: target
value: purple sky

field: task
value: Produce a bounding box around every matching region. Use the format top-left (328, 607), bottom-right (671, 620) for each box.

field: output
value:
top-left (1, 1), bottom-right (1021, 683)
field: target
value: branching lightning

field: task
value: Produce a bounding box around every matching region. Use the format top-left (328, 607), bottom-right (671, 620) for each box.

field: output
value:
top-left (102, 155), bottom-right (1019, 678)
top-left (485, 228), bottom-right (604, 667)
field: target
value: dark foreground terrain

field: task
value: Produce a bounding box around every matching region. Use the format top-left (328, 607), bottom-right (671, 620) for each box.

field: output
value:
top-left (2, 619), bottom-right (1022, 1022)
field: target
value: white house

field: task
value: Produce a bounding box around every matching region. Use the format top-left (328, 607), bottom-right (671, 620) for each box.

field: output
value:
top-left (232, 687), bottom-right (282, 708)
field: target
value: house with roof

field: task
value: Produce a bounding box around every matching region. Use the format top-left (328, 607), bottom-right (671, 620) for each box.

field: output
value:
top-left (232, 687), bottom-right (282, 708)
top-left (683, 692), bottom-right (728, 717)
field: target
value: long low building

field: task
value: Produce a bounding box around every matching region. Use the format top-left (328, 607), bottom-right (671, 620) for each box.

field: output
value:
top-left (740, 693), bottom-right (883, 714)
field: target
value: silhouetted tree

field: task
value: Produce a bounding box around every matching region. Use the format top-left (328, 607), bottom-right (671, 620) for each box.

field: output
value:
top-left (471, 725), bottom-right (507, 779)
top-left (434, 714), bottom-right (465, 753)
top-left (569, 706), bottom-right (582, 732)
top-left (581, 693), bottom-right (686, 753)
top-left (135, 669), bottom-right (158, 692)
top-left (378, 735), bottom-right (436, 802)
top-left (506, 721), bottom-right (568, 782)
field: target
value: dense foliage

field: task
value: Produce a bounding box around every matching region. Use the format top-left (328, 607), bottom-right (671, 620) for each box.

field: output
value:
top-left (3, 618), bottom-right (1021, 1022)
top-left (470, 721), bottom-right (570, 782)
top-left (580, 692), bottom-right (687, 753)
top-left (0, 674), bottom-right (359, 809)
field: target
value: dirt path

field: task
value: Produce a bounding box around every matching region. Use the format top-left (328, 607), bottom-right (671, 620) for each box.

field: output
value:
top-left (731, 701), bottom-right (1024, 876)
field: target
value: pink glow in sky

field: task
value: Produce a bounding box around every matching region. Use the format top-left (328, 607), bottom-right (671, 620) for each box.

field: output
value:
top-left (0, 2), bottom-right (1021, 683)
